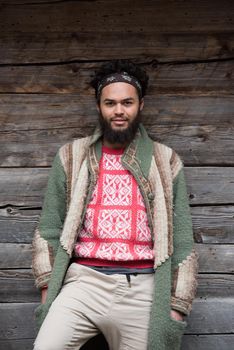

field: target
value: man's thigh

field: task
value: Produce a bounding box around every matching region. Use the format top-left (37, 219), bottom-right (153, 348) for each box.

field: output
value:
top-left (34, 264), bottom-right (155, 350)
top-left (33, 264), bottom-right (100, 350)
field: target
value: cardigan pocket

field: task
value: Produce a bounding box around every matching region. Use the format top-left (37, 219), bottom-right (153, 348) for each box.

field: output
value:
top-left (164, 317), bottom-right (187, 350)
top-left (34, 303), bottom-right (45, 330)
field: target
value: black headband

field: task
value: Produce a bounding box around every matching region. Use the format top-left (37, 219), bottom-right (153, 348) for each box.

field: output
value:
top-left (96, 72), bottom-right (142, 99)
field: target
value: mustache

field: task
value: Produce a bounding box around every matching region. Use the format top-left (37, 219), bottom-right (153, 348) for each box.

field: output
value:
top-left (111, 117), bottom-right (128, 120)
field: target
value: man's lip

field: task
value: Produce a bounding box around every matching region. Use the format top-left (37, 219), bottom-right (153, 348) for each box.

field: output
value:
top-left (111, 118), bottom-right (128, 121)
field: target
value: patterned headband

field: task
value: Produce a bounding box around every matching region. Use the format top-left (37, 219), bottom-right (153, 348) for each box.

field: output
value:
top-left (96, 72), bottom-right (142, 99)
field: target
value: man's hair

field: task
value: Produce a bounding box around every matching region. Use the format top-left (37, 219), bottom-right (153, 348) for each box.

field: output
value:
top-left (90, 59), bottom-right (149, 101)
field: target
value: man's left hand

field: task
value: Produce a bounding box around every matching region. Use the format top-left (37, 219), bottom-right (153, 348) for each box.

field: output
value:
top-left (170, 309), bottom-right (184, 321)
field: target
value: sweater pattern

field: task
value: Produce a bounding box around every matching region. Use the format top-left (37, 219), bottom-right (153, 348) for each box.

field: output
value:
top-left (74, 146), bottom-right (154, 266)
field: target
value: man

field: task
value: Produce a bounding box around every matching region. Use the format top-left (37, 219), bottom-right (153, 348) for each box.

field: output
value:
top-left (32, 60), bottom-right (198, 350)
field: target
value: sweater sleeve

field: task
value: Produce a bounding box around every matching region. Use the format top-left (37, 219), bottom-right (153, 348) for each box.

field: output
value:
top-left (32, 151), bottom-right (67, 289)
top-left (170, 154), bottom-right (198, 315)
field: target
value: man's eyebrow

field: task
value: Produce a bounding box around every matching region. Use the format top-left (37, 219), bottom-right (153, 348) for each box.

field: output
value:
top-left (103, 97), bottom-right (135, 102)
top-left (103, 98), bottom-right (115, 102)
top-left (122, 97), bottom-right (134, 101)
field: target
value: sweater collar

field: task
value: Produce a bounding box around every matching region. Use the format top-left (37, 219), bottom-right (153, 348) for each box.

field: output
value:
top-left (88, 123), bottom-right (153, 179)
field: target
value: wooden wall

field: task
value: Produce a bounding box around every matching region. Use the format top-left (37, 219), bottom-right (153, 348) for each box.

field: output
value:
top-left (0, 1), bottom-right (234, 349)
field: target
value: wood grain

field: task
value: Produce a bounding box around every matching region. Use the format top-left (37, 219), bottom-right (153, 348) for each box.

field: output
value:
top-left (1, 95), bottom-right (233, 132)
top-left (0, 1), bottom-right (233, 63)
top-left (186, 298), bottom-right (234, 333)
top-left (1, 125), bottom-right (234, 166)
top-left (0, 61), bottom-right (233, 95)
top-left (181, 335), bottom-right (234, 350)
top-left (0, 207), bottom-right (38, 244)
top-left (1, 1), bottom-right (233, 33)
top-left (184, 167), bottom-right (234, 205)
top-left (192, 206), bottom-right (234, 244)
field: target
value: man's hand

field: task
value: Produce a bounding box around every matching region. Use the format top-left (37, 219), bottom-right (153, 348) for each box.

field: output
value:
top-left (170, 309), bottom-right (184, 321)
top-left (41, 287), bottom-right (48, 304)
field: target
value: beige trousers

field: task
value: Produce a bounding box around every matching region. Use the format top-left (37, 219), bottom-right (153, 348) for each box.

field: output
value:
top-left (33, 263), bottom-right (154, 350)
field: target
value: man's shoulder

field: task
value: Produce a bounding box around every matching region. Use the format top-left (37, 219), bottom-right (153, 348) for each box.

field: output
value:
top-left (55, 136), bottom-right (92, 173)
top-left (152, 139), bottom-right (175, 158)
top-left (151, 139), bottom-right (183, 174)
top-left (58, 135), bottom-right (92, 155)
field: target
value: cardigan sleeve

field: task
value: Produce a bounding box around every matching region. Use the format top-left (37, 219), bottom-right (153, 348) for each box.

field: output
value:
top-left (170, 155), bottom-right (198, 315)
top-left (32, 151), bottom-right (67, 289)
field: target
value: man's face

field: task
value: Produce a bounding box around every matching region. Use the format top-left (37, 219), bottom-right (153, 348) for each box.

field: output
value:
top-left (97, 82), bottom-right (144, 147)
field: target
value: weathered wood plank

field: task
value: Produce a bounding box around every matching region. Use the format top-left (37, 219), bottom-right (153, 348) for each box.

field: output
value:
top-left (0, 168), bottom-right (48, 207)
top-left (0, 339), bottom-right (33, 350)
top-left (197, 274), bottom-right (234, 298)
top-left (0, 243), bottom-right (233, 273)
top-left (0, 270), bottom-right (233, 303)
top-left (0, 128), bottom-right (81, 167)
top-left (181, 335), bottom-right (234, 350)
top-left (0, 269), bottom-right (38, 303)
top-left (1, 335), bottom-right (234, 350)
top-left (1, 206), bottom-right (234, 244)
top-left (0, 244), bottom-right (32, 269)
top-left (0, 303), bottom-right (38, 340)
top-left (2, 1), bottom-right (234, 33)
top-left (0, 298), bottom-right (233, 340)
top-left (150, 125), bottom-right (234, 166)
top-left (2, 125), bottom-right (234, 166)
top-left (1, 95), bottom-right (233, 132)
top-left (186, 298), bottom-right (234, 334)
top-left (1, 167), bottom-right (234, 207)
top-left (1, 0), bottom-right (60, 3)
top-left (3, 32), bottom-right (233, 64)
top-left (0, 1), bottom-right (233, 63)
top-left (185, 167), bottom-right (234, 205)
top-left (0, 207), bottom-right (38, 243)
top-left (192, 206), bottom-right (234, 244)
top-left (198, 244), bottom-right (234, 273)
top-left (0, 61), bottom-right (233, 95)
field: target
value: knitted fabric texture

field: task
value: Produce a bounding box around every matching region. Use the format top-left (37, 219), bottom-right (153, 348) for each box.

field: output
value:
top-left (74, 146), bottom-right (154, 267)
top-left (32, 124), bottom-right (198, 350)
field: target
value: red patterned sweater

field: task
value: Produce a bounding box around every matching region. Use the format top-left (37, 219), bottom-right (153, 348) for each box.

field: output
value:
top-left (74, 146), bottom-right (154, 268)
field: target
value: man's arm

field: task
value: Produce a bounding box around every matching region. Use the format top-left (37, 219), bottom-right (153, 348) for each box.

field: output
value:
top-left (170, 154), bottom-right (198, 316)
top-left (32, 151), bottom-right (67, 290)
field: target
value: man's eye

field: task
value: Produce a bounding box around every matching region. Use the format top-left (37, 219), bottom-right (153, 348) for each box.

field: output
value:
top-left (124, 101), bottom-right (133, 106)
top-left (105, 101), bottom-right (114, 106)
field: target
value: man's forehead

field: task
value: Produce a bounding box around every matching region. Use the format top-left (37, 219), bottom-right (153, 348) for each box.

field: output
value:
top-left (100, 82), bottom-right (139, 100)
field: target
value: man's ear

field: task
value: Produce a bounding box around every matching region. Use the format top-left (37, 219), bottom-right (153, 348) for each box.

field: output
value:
top-left (139, 98), bottom-right (144, 111)
top-left (96, 103), bottom-right (100, 112)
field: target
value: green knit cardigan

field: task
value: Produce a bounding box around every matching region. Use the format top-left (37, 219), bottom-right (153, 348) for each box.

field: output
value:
top-left (32, 124), bottom-right (198, 350)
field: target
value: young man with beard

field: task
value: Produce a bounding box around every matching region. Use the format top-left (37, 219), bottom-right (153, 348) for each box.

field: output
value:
top-left (32, 60), bottom-right (198, 350)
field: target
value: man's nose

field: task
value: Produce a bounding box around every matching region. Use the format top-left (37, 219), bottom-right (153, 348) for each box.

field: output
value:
top-left (114, 103), bottom-right (124, 115)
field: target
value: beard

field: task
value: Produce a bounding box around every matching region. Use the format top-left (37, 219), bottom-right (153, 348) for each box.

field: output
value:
top-left (98, 110), bottom-right (141, 146)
